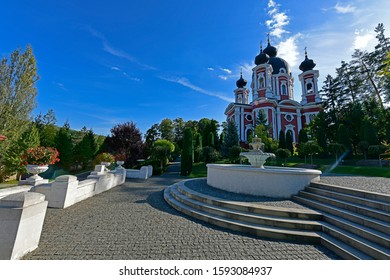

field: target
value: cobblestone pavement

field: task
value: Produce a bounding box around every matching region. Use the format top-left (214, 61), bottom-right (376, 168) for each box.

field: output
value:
top-left (320, 175), bottom-right (390, 195)
top-left (23, 162), bottom-right (338, 260)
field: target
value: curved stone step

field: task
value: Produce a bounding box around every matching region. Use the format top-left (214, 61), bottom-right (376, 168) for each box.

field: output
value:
top-left (170, 185), bottom-right (322, 231)
top-left (298, 191), bottom-right (390, 223)
top-left (321, 222), bottom-right (390, 259)
top-left (323, 214), bottom-right (390, 249)
top-left (177, 180), bottom-right (322, 220)
top-left (319, 234), bottom-right (373, 260)
top-left (293, 196), bottom-right (390, 235)
top-left (310, 182), bottom-right (390, 203)
top-left (164, 187), bottom-right (321, 244)
top-left (305, 186), bottom-right (390, 212)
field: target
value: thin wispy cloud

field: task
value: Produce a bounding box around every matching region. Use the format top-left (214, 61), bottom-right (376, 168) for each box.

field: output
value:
top-left (86, 26), bottom-right (156, 71)
top-left (221, 68), bottom-right (232, 74)
top-left (111, 66), bottom-right (120, 71)
top-left (266, 0), bottom-right (290, 38)
top-left (218, 75), bottom-right (228, 80)
top-left (207, 67), bottom-right (215, 71)
top-left (334, 3), bottom-right (356, 14)
top-left (53, 81), bottom-right (67, 91)
top-left (160, 76), bottom-right (234, 102)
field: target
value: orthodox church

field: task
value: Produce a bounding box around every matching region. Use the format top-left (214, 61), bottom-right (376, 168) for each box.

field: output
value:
top-left (224, 37), bottom-right (322, 144)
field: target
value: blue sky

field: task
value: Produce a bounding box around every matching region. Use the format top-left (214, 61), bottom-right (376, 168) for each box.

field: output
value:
top-left (1, 0), bottom-right (389, 136)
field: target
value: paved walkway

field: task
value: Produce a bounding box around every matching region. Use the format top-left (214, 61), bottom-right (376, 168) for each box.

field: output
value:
top-left (23, 161), bottom-right (338, 260)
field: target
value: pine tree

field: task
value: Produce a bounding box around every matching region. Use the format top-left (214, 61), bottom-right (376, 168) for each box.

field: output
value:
top-left (73, 129), bottom-right (97, 169)
top-left (180, 127), bottom-right (193, 176)
top-left (54, 123), bottom-right (74, 170)
top-left (278, 130), bottom-right (286, 149)
top-left (298, 129), bottom-right (308, 144)
top-left (222, 121), bottom-right (239, 157)
top-left (285, 131), bottom-right (294, 154)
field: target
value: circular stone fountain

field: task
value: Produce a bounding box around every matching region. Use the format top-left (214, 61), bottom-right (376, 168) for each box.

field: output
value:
top-left (207, 136), bottom-right (321, 198)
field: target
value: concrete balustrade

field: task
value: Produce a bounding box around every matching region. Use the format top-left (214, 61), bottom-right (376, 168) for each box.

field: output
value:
top-left (126, 165), bottom-right (153, 179)
top-left (0, 165), bottom-right (127, 259)
top-left (0, 192), bottom-right (48, 260)
top-left (33, 165), bottom-right (127, 208)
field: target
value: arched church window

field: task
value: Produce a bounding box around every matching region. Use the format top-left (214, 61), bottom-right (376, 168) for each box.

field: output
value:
top-left (259, 77), bottom-right (265, 88)
top-left (280, 68), bottom-right (286, 73)
top-left (306, 82), bottom-right (313, 94)
top-left (281, 84), bottom-right (287, 95)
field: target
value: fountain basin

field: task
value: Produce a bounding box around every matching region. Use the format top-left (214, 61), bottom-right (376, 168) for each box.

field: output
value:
top-left (207, 164), bottom-right (321, 198)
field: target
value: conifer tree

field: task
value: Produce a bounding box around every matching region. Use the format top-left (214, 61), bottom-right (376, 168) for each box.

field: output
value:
top-left (180, 127), bottom-right (193, 176)
top-left (286, 131), bottom-right (294, 154)
top-left (54, 122), bottom-right (74, 170)
top-left (278, 130), bottom-right (286, 149)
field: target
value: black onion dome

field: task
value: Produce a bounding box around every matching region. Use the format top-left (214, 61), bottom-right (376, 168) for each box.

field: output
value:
top-left (236, 72), bottom-right (247, 88)
top-left (255, 43), bottom-right (270, 65)
top-left (263, 41), bottom-right (277, 57)
top-left (268, 57), bottom-right (291, 74)
top-left (299, 48), bottom-right (316, 72)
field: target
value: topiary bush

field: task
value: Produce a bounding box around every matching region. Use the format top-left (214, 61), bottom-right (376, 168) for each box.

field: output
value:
top-left (93, 152), bottom-right (115, 166)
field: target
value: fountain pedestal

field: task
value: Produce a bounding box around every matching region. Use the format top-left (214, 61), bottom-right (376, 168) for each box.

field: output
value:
top-left (207, 136), bottom-right (321, 198)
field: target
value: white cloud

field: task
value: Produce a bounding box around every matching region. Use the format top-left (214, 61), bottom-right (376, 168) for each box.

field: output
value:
top-left (218, 75), bottom-right (228, 80)
top-left (334, 3), bottom-right (356, 14)
top-left (268, 0), bottom-right (276, 8)
top-left (221, 68), bottom-right (232, 74)
top-left (276, 33), bottom-right (303, 68)
top-left (207, 67), bottom-right (215, 71)
top-left (353, 32), bottom-right (374, 50)
top-left (111, 66), bottom-right (120, 71)
top-left (265, 0), bottom-right (290, 38)
top-left (160, 76), bottom-right (234, 102)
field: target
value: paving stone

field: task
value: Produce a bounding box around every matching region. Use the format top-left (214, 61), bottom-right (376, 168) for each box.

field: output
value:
top-left (23, 162), bottom-right (339, 260)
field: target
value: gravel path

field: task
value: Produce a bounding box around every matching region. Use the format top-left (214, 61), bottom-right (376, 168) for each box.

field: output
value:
top-left (320, 175), bottom-right (390, 195)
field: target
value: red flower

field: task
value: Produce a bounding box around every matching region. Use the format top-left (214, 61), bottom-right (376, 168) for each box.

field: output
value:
top-left (0, 135), bottom-right (6, 141)
top-left (21, 146), bottom-right (60, 166)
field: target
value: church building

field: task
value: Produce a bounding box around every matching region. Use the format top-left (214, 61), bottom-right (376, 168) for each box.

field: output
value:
top-left (224, 37), bottom-right (322, 144)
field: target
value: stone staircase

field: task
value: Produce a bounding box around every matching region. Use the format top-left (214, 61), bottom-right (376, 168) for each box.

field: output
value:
top-left (164, 179), bottom-right (390, 260)
top-left (293, 182), bottom-right (390, 260)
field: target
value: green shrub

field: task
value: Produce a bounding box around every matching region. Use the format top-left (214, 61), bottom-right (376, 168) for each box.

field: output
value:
top-left (93, 152), bottom-right (115, 166)
top-left (202, 146), bottom-right (219, 163)
top-left (228, 145), bottom-right (241, 163)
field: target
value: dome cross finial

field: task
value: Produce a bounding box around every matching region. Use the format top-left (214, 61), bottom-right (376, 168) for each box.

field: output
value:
top-left (304, 46), bottom-right (308, 58)
top-left (260, 41), bottom-right (263, 52)
top-left (267, 32), bottom-right (271, 45)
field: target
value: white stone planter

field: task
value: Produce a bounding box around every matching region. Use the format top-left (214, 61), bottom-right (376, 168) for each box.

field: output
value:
top-left (207, 164), bottom-right (321, 198)
top-left (24, 164), bottom-right (49, 186)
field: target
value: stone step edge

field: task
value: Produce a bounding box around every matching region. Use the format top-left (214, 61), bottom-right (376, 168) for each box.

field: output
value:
top-left (299, 191), bottom-right (390, 223)
top-left (321, 222), bottom-right (390, 259)
top-left (165, 186), bottom-right (370, 259)
top-left (311, 182), bottom-right (390, 203)
top-left (323, 214), bottom-right (390, 250)
top-left (177, 179), bottom-right (322, 220)
top-left (293, 196), bottom-right (390, 235)
top-left (319, 234), bottom-right (373, 260)
top-left (170, 185), bottom-right (323, 231)
top-left (164, 187), bottom-right (321, 244)
top-left (306, 186), bottom-right (390, 212)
